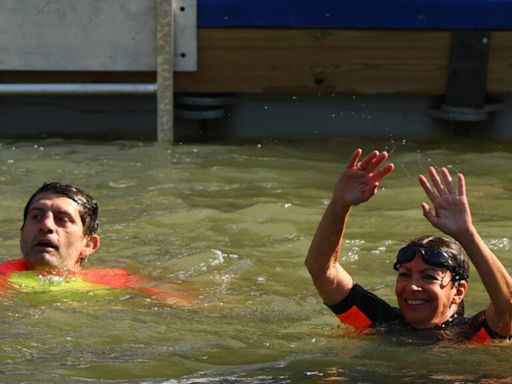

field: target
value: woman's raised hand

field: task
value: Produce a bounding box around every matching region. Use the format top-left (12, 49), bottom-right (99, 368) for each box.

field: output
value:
top-left (333, 148), bottom-right (394, 206)
top-left (418, 166), bottom-right (473, 238)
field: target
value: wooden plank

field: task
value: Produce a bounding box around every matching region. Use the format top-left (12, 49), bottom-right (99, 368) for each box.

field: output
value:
top-left (488, 32), bottom-right (512, 93)
top-left (4, 29), bottom-right (512, 95)
top-left (174, 29), bottom-right (452, 94)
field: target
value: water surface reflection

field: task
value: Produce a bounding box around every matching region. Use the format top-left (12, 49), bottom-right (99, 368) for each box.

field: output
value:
top-left (0, 138), bottom-right (510, 382)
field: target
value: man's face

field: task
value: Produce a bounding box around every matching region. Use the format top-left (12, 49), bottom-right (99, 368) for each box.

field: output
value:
top-left (20, 192), bottom-right (98, 272)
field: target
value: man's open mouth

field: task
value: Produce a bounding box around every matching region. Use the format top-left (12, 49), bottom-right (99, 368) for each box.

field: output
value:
top-left (35, 240), bottom-right (58, 250)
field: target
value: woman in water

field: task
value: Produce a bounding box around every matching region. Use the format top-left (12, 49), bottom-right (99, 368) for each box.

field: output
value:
top-left (305, 149), bottom-right (512, 342)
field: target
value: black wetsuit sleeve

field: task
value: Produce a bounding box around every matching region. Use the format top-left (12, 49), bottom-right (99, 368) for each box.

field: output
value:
top-left (480, 314), bottom-right (512, 340)
top-left (325, 283), bottom-right (401, 326)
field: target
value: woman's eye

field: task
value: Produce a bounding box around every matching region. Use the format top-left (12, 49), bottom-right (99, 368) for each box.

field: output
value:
top-left (397, 272), bottom-right (410, 278)
top-left (423, 274), bottom-right (440, 282)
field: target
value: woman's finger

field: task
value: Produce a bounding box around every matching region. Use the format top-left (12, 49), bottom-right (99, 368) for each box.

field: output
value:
top-left (428, 166), bottom-right (448, 196)
top-left (373, 163), bottom-right (395, 182)
top-left (365, 151), bottom-right (389, 173)
top-left (441, 167), bottom-right (456, 195)
top-left (418, 174), bottom-right (437, 203)
top-left (347, 148), bottom-right (363, 168)
top-left (421, 202), bottom-right (437, 227)
top-left (346, 148), bottom-right (363, 169)
top-left (457, 173), bottom-right (466, 197)
top-left (357, 150), bottom-right (379, 171)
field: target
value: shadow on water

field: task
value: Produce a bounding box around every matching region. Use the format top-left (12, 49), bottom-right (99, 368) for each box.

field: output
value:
top-left (170, 340), bottom-right (512, 384)
top-left (157, 343), bottom-right (512, 384)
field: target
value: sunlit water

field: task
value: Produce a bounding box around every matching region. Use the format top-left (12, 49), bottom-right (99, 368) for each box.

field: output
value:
top-left (0, 138), bottom-right (511, 383)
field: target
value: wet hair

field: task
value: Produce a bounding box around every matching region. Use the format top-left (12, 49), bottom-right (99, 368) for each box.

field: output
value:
top-left (21, 182), bottom-right (99, 236)
top-left (403, 235), bottom-right (469, 316)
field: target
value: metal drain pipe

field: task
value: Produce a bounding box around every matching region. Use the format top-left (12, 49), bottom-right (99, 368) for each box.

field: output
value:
top-left (0, 83), bottom-right (158, 95)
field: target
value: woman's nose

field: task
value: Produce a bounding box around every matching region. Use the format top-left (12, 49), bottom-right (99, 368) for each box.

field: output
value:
top-left (408, 279), bottom-right (423, 291)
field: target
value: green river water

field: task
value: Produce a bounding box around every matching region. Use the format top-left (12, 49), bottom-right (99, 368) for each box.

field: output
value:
top-left (0, 138), bottom-right (510, 383)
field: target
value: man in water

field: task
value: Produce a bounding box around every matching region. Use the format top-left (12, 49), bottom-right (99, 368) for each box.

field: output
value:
top-left (0, 182), bottom-right (192, 305)
top-left (305, 149), bottom-right (512, 343)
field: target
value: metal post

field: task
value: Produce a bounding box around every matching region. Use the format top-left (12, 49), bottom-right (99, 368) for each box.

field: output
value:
top-left (156, 0), bottom-right (174, 142)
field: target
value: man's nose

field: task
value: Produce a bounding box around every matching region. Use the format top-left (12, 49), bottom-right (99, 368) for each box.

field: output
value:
top-left (39, 214), bottom-right (56, 233)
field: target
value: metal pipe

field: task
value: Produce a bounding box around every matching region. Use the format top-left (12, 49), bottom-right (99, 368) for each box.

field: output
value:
top-left (0, 83), bottom-right (157, 95)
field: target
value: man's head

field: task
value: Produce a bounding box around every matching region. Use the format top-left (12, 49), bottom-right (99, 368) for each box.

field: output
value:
top-left (20, 182), bottom-right (100, 272)
top-left (22, 182), bottom-right (99, 236)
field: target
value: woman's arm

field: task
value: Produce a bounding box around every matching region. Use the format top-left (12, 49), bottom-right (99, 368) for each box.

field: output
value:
top-left (419, 167), bottom-right (512, 336)
top-left (305, 148), bottom-right (394, 305)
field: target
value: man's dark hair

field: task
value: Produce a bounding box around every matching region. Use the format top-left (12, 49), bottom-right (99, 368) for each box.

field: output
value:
top-left (22, 182), bottom-right (99, 236)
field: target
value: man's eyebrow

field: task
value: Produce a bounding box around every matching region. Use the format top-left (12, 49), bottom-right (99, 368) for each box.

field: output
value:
top-left (28, 205), bottom-right (74, 216)
top-left (27, 206), bottom-right (45, 212)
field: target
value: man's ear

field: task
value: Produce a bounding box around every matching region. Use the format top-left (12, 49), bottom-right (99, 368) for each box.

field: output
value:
top-left (81, 234), bottom-right (100, 259)
top-left (452, 280), bottom-right (468, 304)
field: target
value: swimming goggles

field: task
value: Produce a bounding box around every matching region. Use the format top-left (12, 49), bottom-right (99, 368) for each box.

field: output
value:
top-left (393, 245), bottom-right (467, 281)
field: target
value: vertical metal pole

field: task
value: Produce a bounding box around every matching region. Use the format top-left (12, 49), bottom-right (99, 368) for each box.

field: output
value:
top-left (156, 0), bottom-right (174, 142)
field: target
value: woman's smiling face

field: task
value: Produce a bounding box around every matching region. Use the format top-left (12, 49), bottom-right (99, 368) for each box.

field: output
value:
top-left (395, 253), bottom-right (467, 328)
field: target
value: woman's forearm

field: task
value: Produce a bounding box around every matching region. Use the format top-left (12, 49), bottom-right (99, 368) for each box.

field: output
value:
top-left (456, 227), bottom-right (512, 335)
top-left (305, 198), bottom-right (354, 304)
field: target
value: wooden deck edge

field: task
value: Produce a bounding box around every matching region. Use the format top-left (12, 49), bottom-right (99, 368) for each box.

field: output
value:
top-left (1, 29), bottom-right (512, 95)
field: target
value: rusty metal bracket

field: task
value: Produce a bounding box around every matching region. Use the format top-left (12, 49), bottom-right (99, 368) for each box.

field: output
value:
top-left (429, 30), bottom-right (503, 122)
